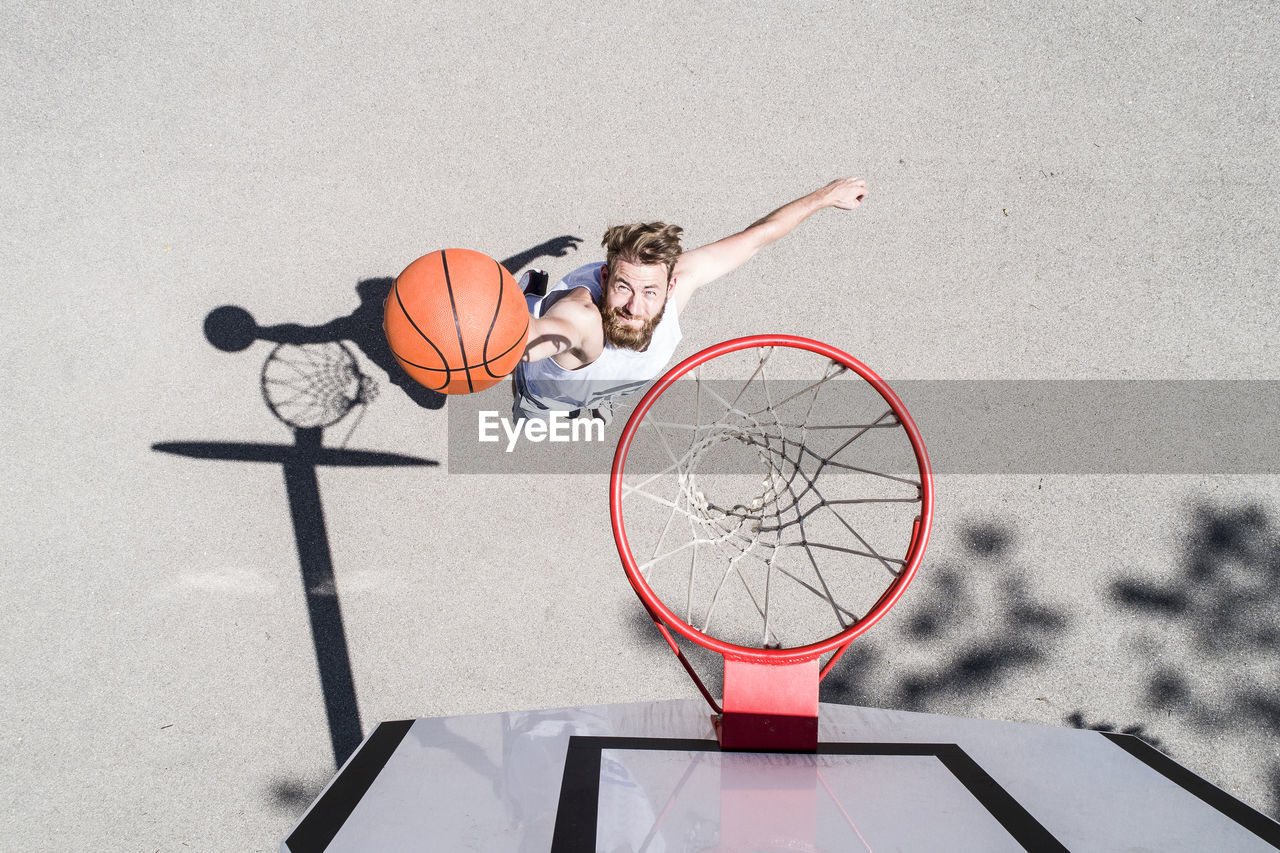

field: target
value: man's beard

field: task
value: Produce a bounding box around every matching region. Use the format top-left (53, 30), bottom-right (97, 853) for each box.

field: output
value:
top-left (600, 299), bottom-right (666, 351)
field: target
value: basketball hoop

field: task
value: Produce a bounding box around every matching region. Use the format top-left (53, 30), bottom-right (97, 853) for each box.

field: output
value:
top-left (610, 335), bottom-right (933, 750)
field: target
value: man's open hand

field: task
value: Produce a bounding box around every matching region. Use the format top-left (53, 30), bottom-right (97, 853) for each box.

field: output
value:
top-left (821, 177), bottom-right (868, 210)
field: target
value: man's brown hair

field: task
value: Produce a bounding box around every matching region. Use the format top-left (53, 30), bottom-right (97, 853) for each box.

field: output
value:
top-left (601, 222), bottom-right (684, 280)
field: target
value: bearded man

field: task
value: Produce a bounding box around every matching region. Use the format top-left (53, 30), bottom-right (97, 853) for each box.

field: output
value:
top-left (512, 177), bottom-right (867, 423)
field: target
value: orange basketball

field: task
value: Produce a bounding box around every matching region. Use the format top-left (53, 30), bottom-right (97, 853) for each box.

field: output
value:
top-left (384, 249), bottom-right (529, 394)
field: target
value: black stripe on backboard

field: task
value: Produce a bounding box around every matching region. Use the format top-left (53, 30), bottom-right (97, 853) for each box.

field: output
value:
top-left (552, 738), bottom-right (721, 851)
top-left (922, 744), bottom-right (1068, 852)
top-left (795, 742), bottom-right (1065, 852)
top-left (550, 737), bottom-right (605, 851)
top-left (1101, 731), bottom-right (1280, 848)
top-left (550, 737), bottom-right (1065, 853)
top-left (284, 719), bottom-right (415, 853)
top-left (440, 250), bottom-right (474, 393)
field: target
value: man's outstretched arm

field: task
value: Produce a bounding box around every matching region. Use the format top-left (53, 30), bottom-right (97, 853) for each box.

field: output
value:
top-left (670, 177), bottom-right (867, 312)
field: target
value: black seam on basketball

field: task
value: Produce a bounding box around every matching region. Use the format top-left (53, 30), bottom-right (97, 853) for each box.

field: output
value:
top-left (390, 316), bottom-right (527, 377)
top-left (393, 276), bottom-right (452, 391)
top-left (492, 319), bottom-right (529, 361)
top-left (387, 345), bottom-right (448, 391)
top-left (482, 258), bottom-right (506, 378)
top-left (440, 250), bottom-right (475, 393)
top-left (386, 328), bottom-right (526, 372)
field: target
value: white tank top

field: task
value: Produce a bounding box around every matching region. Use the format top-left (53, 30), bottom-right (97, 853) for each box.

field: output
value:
top-left (516, 263), bottom-right (682, 410)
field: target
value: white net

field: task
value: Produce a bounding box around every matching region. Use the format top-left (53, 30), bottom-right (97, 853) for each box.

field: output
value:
top-left (617, 344), bottom-right (926, 651)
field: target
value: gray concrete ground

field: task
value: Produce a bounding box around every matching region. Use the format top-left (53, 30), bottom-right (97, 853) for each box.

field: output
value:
top-left (2, 1), bottom-right (1278, 849)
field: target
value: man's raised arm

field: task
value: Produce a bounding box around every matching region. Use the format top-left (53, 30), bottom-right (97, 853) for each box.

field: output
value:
top-left (670, 177), bottom-right (868, 311)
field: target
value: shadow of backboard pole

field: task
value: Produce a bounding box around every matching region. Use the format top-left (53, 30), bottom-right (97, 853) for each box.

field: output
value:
top-left (153, 429), bottom-right (437, 765)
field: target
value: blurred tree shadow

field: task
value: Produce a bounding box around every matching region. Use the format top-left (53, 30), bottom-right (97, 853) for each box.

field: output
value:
top-left (625, 606), bottom-right (727, 700)
top-left (816, 643), bottom-right (884, 708)
top-left (1104, 501), bottom-right (1280, 818)
top-left (203, 235), bottom-right (583, 409)
top-left (1113, 504), bottom-right (1279, 657)
top-left (271, 777), bottom-right (326, 814)
top-left (1064, 711), bottom-right (1167, 751)
top-left (821, 521), bottom-right (1070, 712)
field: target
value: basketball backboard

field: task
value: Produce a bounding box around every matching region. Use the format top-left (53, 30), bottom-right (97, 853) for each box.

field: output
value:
top-left (281, 699), bottom-right (1280, 852)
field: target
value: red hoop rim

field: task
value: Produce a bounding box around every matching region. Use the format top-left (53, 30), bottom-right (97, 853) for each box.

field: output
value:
top-left (610, 334), bottom-right (934, 665)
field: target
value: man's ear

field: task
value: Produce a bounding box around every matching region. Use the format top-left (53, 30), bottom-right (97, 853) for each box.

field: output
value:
top-left (668, 275), bottom-right (677, 294)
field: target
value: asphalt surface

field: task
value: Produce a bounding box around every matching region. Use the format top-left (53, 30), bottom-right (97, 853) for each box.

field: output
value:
top-left (2, 1), bottom-right (1278, 849)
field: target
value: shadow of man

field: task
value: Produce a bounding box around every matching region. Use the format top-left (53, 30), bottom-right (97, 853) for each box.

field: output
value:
top-left (204, 235), bottom-right (583, 409)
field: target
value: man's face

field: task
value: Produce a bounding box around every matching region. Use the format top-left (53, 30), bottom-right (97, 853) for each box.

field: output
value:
top-left (599, 259), bottom-right (672, 351)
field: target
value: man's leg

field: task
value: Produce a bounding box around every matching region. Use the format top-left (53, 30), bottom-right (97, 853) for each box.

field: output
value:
top-left (589, 398), bottom-right (613, 426)
top-left (518, 269), bottom-right (549, 314)
top-left (522, 269), bottom-right (548, 297)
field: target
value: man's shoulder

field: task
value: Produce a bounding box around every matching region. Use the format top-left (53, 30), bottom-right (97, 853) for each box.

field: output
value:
top-left (545, 284), bottom-right (599, 312)
top-left (560, 261), bottom-right (604, 292)
top-left (542, 285), bottom-right (603, 343)
top-left (535, 286), bottom-right (603, 367)
top-left (538, 264), bottom-right (604, 358)
top-left (566, 261), bottom-right (605, 277)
